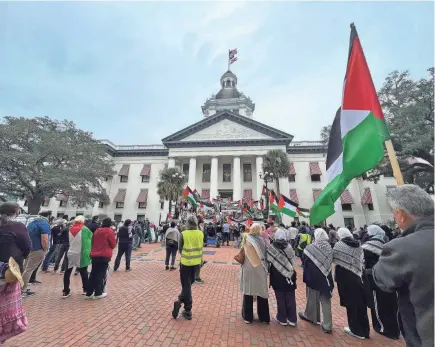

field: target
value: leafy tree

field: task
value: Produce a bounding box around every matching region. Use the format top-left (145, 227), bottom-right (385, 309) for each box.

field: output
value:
top-left (157, 167), bottom-right (187, 218)
top-left (0, 116), bottom-right (114, 214)
top-left (320, 125), bottom-right (332, 146)
top-left (319, 68), bottom-right (434, 193)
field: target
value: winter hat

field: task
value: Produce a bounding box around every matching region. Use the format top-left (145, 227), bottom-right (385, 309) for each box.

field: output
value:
top-left (74, 215), bottom-right (85, 223)
top-left (186, 215), bottom-right (198, 230)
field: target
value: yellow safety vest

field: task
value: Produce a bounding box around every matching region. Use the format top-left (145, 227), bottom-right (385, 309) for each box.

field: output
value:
top-left (181, 229), bottom-right (204, 266)
top-left (297, 233), bottom-right (312, 251)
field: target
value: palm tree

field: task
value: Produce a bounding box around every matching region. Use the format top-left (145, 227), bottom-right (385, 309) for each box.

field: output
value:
top-left (262, 150), bottom-right (290, 222)
top-left (157, 167), bottom-right (187, 219)
top-left (263, 149), bottom-right (290, 195)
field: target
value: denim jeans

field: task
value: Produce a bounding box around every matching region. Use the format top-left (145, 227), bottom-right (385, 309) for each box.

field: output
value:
top-left (42, 244), bottom-right (59, 271)
top-left (165, 244), bottom-right (178, 266)
top-left (133, 234), bottom-right (141, 249)
top-left (54, 244), bottom-right (69, 272)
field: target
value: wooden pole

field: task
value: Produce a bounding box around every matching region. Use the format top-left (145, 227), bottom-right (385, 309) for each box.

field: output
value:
top-left (385, 139), bottom-right (404, 186)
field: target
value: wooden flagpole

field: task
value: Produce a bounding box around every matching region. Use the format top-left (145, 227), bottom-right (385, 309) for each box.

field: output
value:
top-left (385, 139), bottom-right (404, 186)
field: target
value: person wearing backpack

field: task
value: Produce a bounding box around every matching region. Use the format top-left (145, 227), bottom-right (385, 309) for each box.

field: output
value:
top-left (165, 222), bottom-right (180, 271)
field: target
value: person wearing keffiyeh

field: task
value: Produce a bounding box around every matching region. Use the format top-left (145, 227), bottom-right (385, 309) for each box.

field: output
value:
top-left (298, 228), bottom-right (334, 334)
top-left (362, 225), bottom-right (400, 340)
top-left (267, 229), bottom-right (297, 326)
top-left (333, 228), bottom-right (370, 340)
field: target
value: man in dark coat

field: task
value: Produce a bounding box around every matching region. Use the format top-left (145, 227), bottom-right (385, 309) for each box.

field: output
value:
top-left (372, 185), bottom-right (434, 347)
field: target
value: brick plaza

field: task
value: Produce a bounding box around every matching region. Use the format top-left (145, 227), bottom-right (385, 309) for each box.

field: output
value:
top-left (7, 244), bottom-right (405, 347)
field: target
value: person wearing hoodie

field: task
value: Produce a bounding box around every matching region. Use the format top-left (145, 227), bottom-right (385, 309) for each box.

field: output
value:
top-left (333, 228), bottom-right (369, 340)
top-left (62, 216), bottom-right (92, 298)
top-left (86, 217), bottom-right (116, 299)
top-left (372, 185), bottom-right (434, 347)
top-left (86, 216), bottom-right (100, 234)
top-left (22, 212), bottom-right (51, 297)
top-left (267, 229), bottom-right (297, 326)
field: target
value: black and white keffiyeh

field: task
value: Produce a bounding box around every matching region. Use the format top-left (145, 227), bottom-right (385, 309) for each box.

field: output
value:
top-left (362, 239), bottom-right (384, 256)
top-left (247, 234), bottom-right (268, 272)
top-left (304, 229), bottom-right (333, 278)
top-left (333, 239), bottom-right (364, 278)
top-left (267, 240), bottom-right (296, 284)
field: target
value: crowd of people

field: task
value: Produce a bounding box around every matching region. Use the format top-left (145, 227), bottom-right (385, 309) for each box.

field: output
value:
top-left (0, 184), bottom-right (433, 347)
top-left (171, 184), bottom-right (434, 347)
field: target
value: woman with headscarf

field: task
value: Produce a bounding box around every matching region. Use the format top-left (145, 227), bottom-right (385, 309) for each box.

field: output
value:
top-left (240, 223), bottom-right (270, 324)
top-left (333, 228), bottom-right (370, 339)
top-left (267, 229), bottom-right (297, 326)
top-left (298, 228), bottom-right (334, 334)
top-left (362, 225), bottom-right (400, 340)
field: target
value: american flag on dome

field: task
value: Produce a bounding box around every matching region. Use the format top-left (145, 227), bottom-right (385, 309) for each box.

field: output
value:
top-left (229, 48), bottom-right (238, 64)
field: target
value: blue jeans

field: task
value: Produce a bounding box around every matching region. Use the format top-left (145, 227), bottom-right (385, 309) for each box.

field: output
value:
top-left (42, 244), bottom-right (58, 271)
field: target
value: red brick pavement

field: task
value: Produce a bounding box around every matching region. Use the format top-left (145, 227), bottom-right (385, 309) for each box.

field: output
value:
top-left (7, 243), bottom-right (405, 347)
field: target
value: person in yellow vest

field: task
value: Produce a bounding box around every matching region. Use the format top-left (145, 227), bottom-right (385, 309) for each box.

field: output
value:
top-left (295, 226), bottom-right (312, 259)
top-left (172, 215), bottom-right (204, 320)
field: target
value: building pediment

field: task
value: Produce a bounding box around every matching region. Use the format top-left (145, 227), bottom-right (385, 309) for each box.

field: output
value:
top-left (162, 111), bottom-right (293, 148)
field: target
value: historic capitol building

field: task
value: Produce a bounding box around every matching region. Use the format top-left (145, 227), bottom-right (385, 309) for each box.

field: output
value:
top-left (41, 70), bottom-right (397, 228)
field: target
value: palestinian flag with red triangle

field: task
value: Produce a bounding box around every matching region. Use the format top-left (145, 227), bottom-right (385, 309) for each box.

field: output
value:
top-left (310, 23), bottom-right (390, 225)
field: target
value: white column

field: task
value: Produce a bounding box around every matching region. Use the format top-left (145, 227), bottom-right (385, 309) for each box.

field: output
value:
top-left (168, 157), bottom-right (175, 168)
top-left (233, 157), bottom-right (241, 201)
top-left (256, 156), bottom-right (263, 200)
top-left (210, 157), bottom-right (218, 200)
top-left (188, 157), bottom-right (197, 188)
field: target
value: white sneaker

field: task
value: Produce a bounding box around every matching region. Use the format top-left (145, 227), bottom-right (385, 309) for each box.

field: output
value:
top-left (85, 295), bottom-right (93, 300)
top-left (287, 320), bottom-right (297, 327)
top-left (274, 316), bottom-right (288, 326)
top-left (92, 293), bottom-right (108, 300)
top-left (344, 327), bottom-right (365, 339)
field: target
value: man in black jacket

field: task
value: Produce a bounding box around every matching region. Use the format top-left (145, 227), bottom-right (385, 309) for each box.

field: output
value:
top-left (86, 216), bottom-right (100, 234)
top-left (373, 185), bottom-right (434, 347)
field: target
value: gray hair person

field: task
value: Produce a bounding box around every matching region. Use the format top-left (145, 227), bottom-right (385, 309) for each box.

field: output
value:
top-left (372, 184), bottom-right (434, 347)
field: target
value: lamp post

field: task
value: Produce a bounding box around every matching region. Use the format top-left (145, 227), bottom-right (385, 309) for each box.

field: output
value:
top-left (259, 171), bottom-right (274, 220)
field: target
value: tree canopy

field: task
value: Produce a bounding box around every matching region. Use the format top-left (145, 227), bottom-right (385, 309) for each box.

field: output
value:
top-left (157, 167), bottom-right (186, 217)
top-left (262, 149), bottom-right (290, 196)
top-left (320, 68), bottom-right (434, 193)
top-left (0, 116), bottom-right (115, 214)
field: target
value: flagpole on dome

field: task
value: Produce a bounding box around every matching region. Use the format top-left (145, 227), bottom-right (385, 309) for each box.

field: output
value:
top-left (228, 49), bottom-right (231, 71)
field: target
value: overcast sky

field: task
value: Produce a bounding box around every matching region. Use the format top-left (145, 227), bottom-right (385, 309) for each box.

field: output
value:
top-left (0, 1), bottom-right (433, 145)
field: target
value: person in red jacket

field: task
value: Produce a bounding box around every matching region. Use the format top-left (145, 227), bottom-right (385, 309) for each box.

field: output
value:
top-left (86, 217), bottom-right (116, 299)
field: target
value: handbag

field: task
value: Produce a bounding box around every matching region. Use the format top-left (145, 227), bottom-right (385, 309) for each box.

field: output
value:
top-left (234, 247), bottom-right (245, 265)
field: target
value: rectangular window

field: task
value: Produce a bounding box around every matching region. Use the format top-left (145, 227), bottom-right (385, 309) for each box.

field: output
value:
top-left (137, 214), bottom-right (145, 221)
top-left (311, 174), bottom-right (321, 182)
top-left (160, 201), bottom-right (164, 210)
top-left (42, 200), bottom-right (49, 207)
top-left (98, 202), bottom-right (104, 208)
top-left (120, 175), bottom-right (128, 183)
top-left (368, 203), bottom-right (374, 211)
top-left (24, 200), bottom-right (28, 206)
top-left (116, 202), bottom-right (124, 208)
top-left (141, 175), bottom-right (150, 183)
top-left (76, 212), bottom-right (84, 216)
top-left (341, 204), bottom-right (352, 211)
top-left (243, 164), bottom-right (252, 182)
top-left (59, 200), bottom-right (67, 207)
top-left (182, 163), bottom-right (189, 176)
top-left (114, 214), bottom-right (122, 222)
top-left (289, 174), bottom-right (296, 182)
top-left (344, 217), bottom-right (355, 230)
top-left (105, 177), bottom-right (109, 182)
top-left (138, 202), bottom-right (146, 209)
top-left (223, 164), bottom-right (231, 182)
top-left (294, 217), bottom-right (299, 223)
top-left (56, 212), bottom-right (64, 218)
top-left (202, 164), bottom-right (211, 182)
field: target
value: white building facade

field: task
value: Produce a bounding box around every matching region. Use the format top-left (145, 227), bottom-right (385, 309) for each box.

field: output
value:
top-left (40, 70), bottom-right (397, 228)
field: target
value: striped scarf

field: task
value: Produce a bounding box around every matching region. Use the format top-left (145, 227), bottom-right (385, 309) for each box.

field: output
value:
top-left (304, 239), bottom-right (333, 278)
top-left (362, 238), bottom-right (384, 256)
top-left (332, 239), bottom-right (364, 278)
top-left (267, 241), bottom-right (296, 284)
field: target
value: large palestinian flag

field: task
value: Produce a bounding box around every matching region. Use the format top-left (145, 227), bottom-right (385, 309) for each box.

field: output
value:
top-left (278, 194), bottom-right (298, 217)
top-left (310, 24), bottom-right (390, 225)
top-left (183, 186), bottom-right (197, 207)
